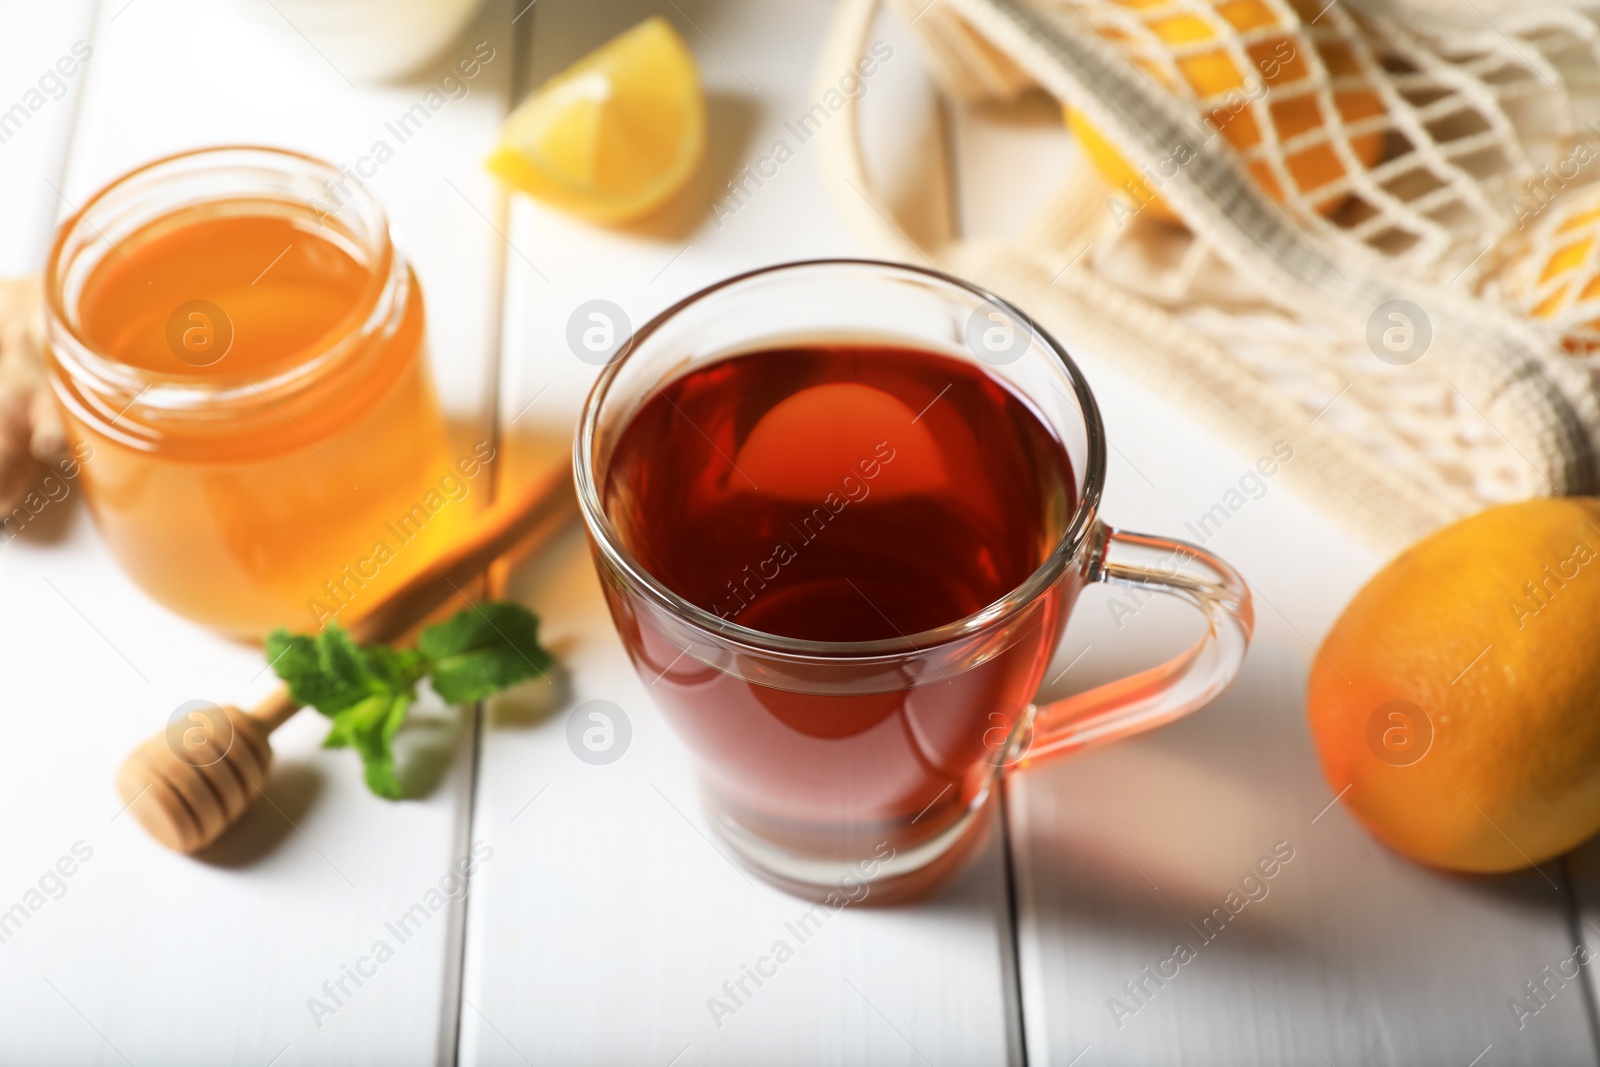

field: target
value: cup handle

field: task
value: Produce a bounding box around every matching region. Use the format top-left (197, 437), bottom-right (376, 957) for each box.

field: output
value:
top-left (1018, 522), bottom-right (1254, 767)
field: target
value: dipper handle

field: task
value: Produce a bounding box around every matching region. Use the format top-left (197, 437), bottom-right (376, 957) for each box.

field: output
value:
top-left (117, 467), bottom-right (576, 853)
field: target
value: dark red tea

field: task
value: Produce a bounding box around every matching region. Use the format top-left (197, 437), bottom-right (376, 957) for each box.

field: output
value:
top-left (599, 343), bottom-right (1079, 858)
top-left (605, 344), bottom-right (1073, 638)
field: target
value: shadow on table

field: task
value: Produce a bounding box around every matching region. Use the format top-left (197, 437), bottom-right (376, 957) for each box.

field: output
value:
top-left (624, 90), bottom-right (760, 243)
top-left (1009, 629), bottom-right (1582, 1035)
top-left (394, 704), bottom-right (465, 799)
top-left (492, 488), bottom-right (584, 731)
top-left (489, 656), bottom-right (573, 729)
top-left (1442, 853), bottom-right (1586, 914)
top-left (195, 761), bottom-right (324, 868)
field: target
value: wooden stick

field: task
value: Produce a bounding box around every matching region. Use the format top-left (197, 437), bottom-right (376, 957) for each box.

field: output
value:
top-left (118, 466), bottom-right (577, 853)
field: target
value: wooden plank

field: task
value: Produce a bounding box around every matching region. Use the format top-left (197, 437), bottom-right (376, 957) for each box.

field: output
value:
top-left (1567, 837), bottom-right (1600, 1053)
top-left (1006, 352), bottom-right (1599, 1066)
top-left (0, 1), bottom-right (516, 1063)
top-left (0, 0), bottom-right (97, 276)
top-left (457, 1), bottom-right (1022, 1063)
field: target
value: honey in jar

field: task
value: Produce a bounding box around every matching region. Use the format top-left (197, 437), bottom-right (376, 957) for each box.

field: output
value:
top-left (45, 147), bottom-right (475, 637)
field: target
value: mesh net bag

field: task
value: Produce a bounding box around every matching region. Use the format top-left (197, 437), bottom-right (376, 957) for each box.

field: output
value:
top-left (814, 0), bottom-right (1600, 552)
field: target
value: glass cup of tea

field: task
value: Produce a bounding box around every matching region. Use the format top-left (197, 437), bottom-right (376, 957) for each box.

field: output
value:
top-left (575, 259), bottom-right (1252, 901)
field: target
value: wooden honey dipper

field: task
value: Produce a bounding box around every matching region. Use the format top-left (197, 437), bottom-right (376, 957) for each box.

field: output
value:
top-left (117, 466), bottom-right (577, 854)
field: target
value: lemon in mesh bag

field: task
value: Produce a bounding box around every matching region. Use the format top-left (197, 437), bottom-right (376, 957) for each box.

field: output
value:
top-left (1508, 185), bottom-right (1600, 354)
top-left (1066, 0), bottom-right (1386, 225)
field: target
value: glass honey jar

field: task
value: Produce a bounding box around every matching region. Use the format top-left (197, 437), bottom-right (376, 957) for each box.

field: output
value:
top-left (45, 146), bottom-right (474, 638)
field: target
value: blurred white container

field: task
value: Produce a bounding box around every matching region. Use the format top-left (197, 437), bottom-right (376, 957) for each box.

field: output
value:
top-left (263, 0), bottom-right (488, 83)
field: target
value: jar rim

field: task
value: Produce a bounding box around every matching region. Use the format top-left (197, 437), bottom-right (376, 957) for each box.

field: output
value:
top-left (44, 145), bottom-right (406, 436)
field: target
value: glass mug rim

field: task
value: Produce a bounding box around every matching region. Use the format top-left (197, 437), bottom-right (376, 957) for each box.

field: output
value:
top-left (573, 257), bottom-right (1108, 661)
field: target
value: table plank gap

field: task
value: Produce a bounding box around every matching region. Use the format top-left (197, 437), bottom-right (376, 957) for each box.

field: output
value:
top-left (440, 4), bottom-right (528, 1064)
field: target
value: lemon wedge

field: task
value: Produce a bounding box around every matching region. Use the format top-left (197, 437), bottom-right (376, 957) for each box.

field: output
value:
top-left (487, 17), bottom-right (705, 224)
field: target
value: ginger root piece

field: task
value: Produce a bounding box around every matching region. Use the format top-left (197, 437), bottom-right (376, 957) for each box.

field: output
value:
top-left (0, 276), bottom-right (66, 514)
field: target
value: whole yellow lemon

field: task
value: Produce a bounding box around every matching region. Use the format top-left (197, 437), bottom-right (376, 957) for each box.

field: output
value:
top-left (1308, 499), bottom-right (1600, 872)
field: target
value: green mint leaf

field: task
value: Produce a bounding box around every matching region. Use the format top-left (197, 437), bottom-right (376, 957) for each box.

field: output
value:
top-left (266, 624), bottom-right (374, 714)
top-left (267, 622), bottom-right (425, 800)
top-left (266, 603), bottom-right (555, 800)
top-left (364, 643), bottom-right (430, 693)
top-left (418, 602), bottom-right (553, 705)
top-left (321, 690), bottom-right (413, 800)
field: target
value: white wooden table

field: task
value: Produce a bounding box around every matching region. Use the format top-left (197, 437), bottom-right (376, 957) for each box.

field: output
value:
top-left (1, 1), bottom-right (1597, 1064)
